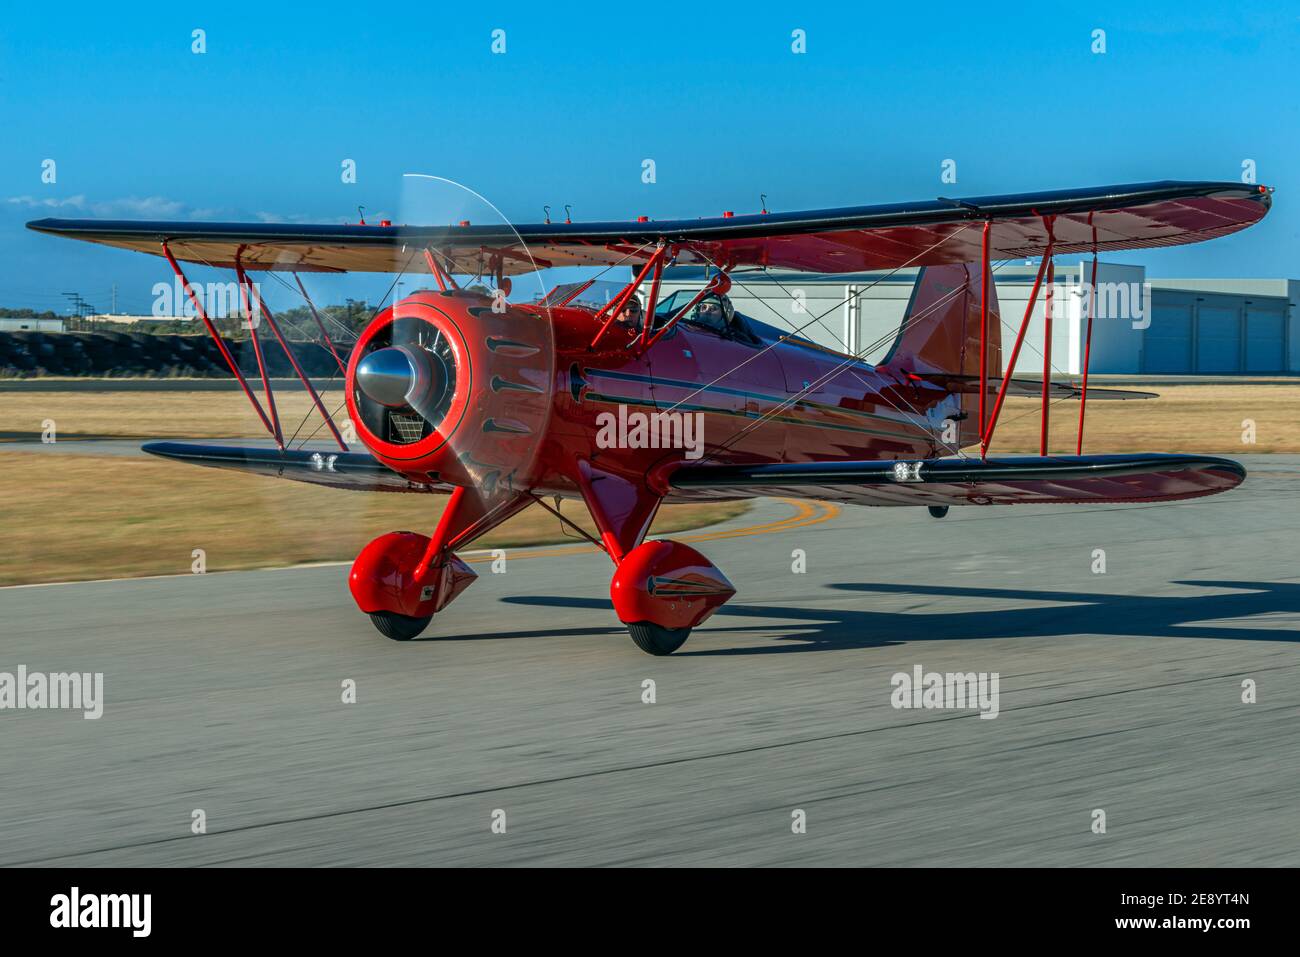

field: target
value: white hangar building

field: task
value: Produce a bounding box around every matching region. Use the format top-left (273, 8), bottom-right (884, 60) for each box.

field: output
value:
top-left (653, 264), bottom-right (1298, 376)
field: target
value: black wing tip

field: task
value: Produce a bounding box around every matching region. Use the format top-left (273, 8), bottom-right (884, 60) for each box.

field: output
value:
top-left (994, 452), bottom-right (1246, 479)
top-left (141, 440), bottom-right (194, 460)
top-left (1192, 454), bottom-right (1247, 482)
top-left (142, 440), bottom-right (285, 464)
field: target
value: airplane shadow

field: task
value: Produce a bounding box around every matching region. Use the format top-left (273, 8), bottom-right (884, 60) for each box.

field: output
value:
top-left (495, 580), bottom-right (1300, 656)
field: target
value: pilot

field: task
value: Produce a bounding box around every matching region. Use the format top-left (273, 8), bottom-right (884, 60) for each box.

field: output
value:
top-left (695, 295), bottom-right (741, 335)
top-left (620, 296), bottom-right (644, 329)
top-left (694, 297), bottom-right (725, 330)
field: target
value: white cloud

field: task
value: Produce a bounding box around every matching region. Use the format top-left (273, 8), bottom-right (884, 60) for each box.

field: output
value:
top-left (7, 194), bottom-right (89, 210)
top-left (8, 195), bottom-right (316, 223)
top-left (94, 196), bottom-right (186, 218)
top-left (255, 211), bottom-right (325, 224)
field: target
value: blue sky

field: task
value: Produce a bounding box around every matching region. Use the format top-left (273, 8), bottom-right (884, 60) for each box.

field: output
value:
top-left (1, 1), bottom-right (1295, 313)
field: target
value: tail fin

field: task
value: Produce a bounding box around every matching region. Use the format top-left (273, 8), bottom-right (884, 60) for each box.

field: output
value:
top-left (882, 263), bottom-right (1000, 447)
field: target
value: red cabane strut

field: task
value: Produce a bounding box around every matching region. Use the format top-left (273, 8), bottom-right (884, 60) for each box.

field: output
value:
top-left (423, 247), bottom-right (459, 293)
top-left (640, 270), bottom-right (731, 350)
top-left (588, 245), bottom-right (669, 350)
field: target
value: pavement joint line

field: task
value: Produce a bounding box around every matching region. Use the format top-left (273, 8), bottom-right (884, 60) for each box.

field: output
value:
top-left (5, 662), bottom-right (1288, 867)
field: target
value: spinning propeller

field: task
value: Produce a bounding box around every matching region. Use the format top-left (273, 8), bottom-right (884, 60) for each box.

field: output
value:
top-left (345, 175), bottom-right (555, 514)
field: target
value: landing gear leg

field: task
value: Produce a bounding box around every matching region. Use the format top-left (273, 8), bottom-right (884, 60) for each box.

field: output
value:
top-left (575, 463), bottom-right (734, 656)
top-left (350, 486), bottom-right (531, 642)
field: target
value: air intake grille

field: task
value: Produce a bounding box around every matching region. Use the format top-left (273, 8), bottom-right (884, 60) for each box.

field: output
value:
top-left (388, 411), bottom-right (427, 444)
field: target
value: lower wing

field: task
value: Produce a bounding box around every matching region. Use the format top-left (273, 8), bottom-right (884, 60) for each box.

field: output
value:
top-left (143, 442), bottom-right (448, 494)
top-left (668, 453), bottom-right (1244, 507)
top-left (143, 443), bottom-right (1244, 508)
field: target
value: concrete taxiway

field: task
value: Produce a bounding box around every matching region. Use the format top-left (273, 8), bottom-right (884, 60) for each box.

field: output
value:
top-left (1, 457), bottom-right (1297, 866)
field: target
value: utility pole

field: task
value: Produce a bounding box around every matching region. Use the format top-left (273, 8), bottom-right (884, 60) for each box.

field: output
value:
top-left (61, 292), bottom-right (85, 331)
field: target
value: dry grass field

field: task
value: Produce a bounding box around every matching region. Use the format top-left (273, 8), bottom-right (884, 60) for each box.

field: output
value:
top-left (0, 387), bottom-right (349, 442)
top-left (990, 385), bottom-right (1296, 453)
top-left (1, 382), bottom-right (1295, 452)
top-left (0, 450), bottom-right (747, 586)
top-left (0, 382), bottom-right (1289, 585)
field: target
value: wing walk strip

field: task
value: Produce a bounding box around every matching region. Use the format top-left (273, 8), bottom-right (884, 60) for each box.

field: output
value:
top-left (6, 664), bottom-right (1288, 867)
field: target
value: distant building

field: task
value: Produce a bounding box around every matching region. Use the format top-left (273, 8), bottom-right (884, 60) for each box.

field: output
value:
top-left (0, 317), bottom-right (65, 332)
top-left (1143, 279), bottom-right (1295, 374)
top-left (655, 264), bottom-right (1298, 375)
top-left (85, 314), bottom-right (193, 325)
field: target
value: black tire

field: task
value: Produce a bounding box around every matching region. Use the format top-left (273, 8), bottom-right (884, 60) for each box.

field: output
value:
top-left (369, 610), bottom-right (433, 641)
top-left (627, 621), bottom-right (691, 656)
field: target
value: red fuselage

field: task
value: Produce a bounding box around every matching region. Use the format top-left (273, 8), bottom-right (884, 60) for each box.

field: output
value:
top-left (345, 289), bottom-right (957, 503)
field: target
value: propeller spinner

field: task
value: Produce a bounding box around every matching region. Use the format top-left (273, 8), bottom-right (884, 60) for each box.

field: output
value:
top-left (355, 344), bottom-right (449, 412)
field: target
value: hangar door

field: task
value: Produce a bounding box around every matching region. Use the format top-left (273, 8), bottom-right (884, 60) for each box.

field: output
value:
top-left (1143, 299), bottom-right (1193, 373)
top-left (1245, 305), bottom-right (1285, 372)
top-left (1144, 291), bottom-right (1289, 374)
top-left (1195, 303), bottom-right (1242, 373)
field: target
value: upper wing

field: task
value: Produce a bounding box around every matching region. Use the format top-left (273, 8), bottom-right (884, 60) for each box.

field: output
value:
top-left (668, 453), bottom-right (1245, 507)
top-left (27, 180), bottom-right (1270, 276)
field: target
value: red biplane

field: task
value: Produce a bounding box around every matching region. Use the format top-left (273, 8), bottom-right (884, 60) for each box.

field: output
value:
top-left (28, 180), bottom-right (1271, 654)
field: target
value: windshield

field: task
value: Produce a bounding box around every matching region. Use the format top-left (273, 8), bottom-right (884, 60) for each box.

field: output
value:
top-left (652, 290), bottom-right (726, 331)
top-left (535, 279), bottom-right (629, 311)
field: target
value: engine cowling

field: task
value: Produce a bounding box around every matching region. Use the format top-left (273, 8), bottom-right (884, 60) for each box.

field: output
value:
top-left (345, 290), bottom-right (554, 493)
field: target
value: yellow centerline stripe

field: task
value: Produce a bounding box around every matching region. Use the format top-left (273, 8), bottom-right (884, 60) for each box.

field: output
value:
top-left (461, 497), bottom-right (841, 564)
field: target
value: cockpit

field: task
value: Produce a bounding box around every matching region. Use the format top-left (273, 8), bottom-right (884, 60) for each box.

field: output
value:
top-left (537, 281), bottom-right (762, 345)
top-left (651, 290), bottom-right (758, 343)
